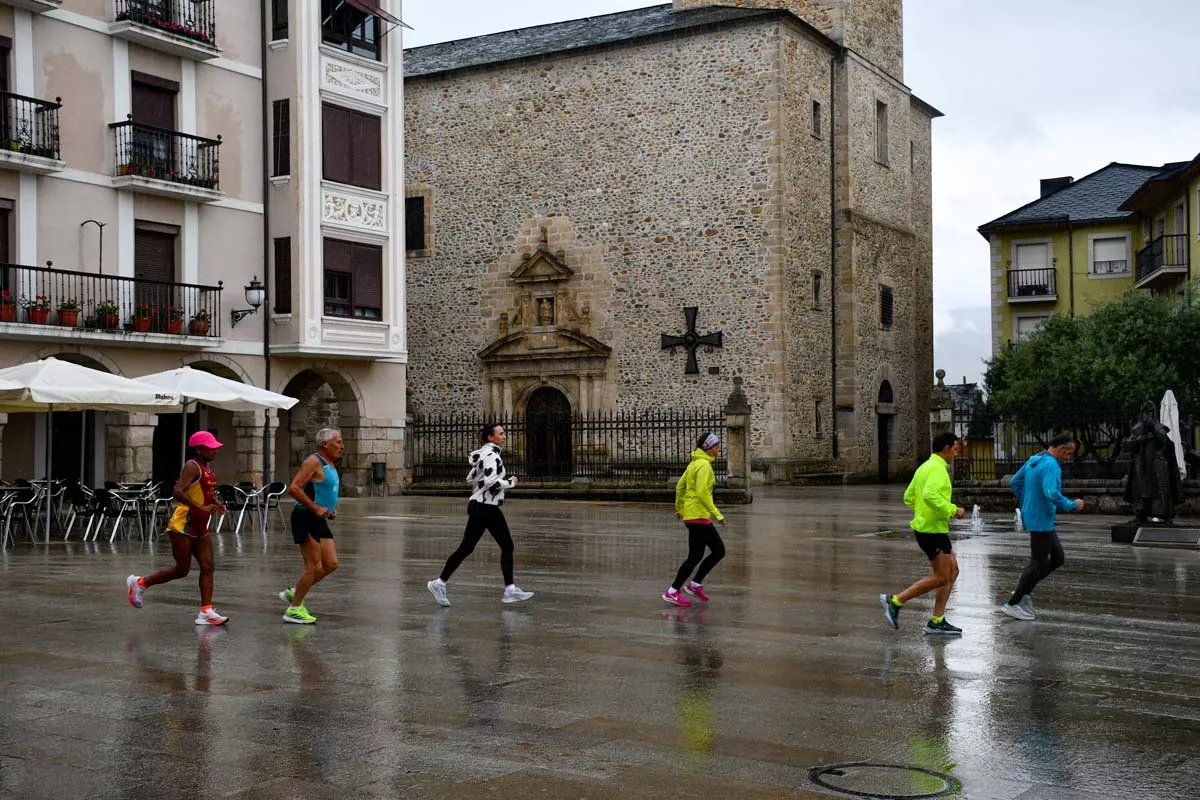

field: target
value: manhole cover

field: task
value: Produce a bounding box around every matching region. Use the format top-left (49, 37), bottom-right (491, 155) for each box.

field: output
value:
top-left (808, 762), bottom-right (961, 799)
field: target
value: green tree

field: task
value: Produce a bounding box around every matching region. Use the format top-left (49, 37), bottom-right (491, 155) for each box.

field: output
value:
top-left (984, 290), bottom-right (1200, 457)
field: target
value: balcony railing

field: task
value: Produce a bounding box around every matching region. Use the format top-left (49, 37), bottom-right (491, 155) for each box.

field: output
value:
top-left (0, 262), bottom-right (222, 338)
top-left (114, 0), bottom-right (215, 48)
top-left (1136, 234), bottom-right (1189, 284)
top-left (110, 118), bottom-right (220, 191)
top-left (0, 91), bottom-right (61, 161)
top-left (1006, 267), bottom-right (1057, 301)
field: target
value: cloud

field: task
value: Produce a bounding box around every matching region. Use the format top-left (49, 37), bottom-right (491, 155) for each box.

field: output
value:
top-left (934, 305), bottom-right (991, 387)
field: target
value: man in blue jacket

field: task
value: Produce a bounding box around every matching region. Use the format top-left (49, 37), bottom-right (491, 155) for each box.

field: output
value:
top-left (1001, 434), bottom-right (1085, 620)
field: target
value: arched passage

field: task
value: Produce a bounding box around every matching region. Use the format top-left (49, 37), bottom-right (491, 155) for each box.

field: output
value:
top-left (274, 366), bottom-right (364, 495)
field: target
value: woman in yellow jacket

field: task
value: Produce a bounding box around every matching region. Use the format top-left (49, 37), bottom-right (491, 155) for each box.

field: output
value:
top-left (665, 433), bottom-right (726, 607)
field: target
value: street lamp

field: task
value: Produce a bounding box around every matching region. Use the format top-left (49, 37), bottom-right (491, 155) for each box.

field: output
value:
top-left (230, 276), bottom-right (265, 327)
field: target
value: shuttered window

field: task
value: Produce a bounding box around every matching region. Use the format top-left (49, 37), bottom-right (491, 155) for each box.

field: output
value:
top-left (321, 104), bottom-right (380, 190)
top-left (322, 237), bottom-right (382, 320)
top-left (271, 99), bottom-right (290, 177)
top-left (273, 237), bottom-right (291, 314)
top-left (135, 226), bottom-right (177, 310)
top-left (405, 196), bottom-right (426, 252)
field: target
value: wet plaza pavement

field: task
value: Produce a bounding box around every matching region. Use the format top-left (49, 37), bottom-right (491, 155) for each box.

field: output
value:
top-left (2, 486), bottom-right (1199, 799)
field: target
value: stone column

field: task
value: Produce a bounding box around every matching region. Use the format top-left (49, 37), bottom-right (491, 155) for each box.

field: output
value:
top-left (232, 409), bottom-right (279, 486)
top-left (105, 413), bottom-right (159, 483)
top-left (578, 375), bottom-right (590, 415)
top-left (0, 413), bottom-right (7, 479)
top-left (723, 376), bottom-right (752, 494)
top-left (502, 380), bottom-right (513, 419)
top-left (491, 380), bottom-right (502, 417)
top-left (929, 368), bottom-right (953, 448)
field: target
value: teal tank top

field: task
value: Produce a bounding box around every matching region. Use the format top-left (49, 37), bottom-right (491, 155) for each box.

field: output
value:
top-left (302, 454), bottom-right (339, 511)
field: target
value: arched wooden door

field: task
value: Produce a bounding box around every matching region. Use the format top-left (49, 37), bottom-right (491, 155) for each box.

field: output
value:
top-left (877, 381), bottom-right (894, 484)
top-left (525, 387), bottom-right (572, 478)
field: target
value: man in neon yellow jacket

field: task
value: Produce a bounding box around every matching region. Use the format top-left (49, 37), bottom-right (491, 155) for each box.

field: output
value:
top-left (664, 433), bottom-right (726, 607)
top-left (880, 432), bottom-right (967, 636)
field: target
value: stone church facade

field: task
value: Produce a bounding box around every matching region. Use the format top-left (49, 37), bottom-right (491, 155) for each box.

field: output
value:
top-left (403, 0), bottom-right (939, 481)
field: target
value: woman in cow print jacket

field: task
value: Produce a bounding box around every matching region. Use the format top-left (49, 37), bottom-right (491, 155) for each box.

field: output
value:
top-left (427, 424), bottom-right (535, 607)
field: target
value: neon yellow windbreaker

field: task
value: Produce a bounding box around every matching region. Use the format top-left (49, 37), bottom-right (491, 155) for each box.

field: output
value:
top-left (902, 453), bottom-right (958, 533)
top-left (675, 449), bottom-right (724, 522)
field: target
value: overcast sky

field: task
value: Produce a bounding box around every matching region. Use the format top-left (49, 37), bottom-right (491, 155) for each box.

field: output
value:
top-left (402, 1), bottom-right (1200, 387)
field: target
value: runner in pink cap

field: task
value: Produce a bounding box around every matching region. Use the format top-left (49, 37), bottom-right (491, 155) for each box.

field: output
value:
top-left (126, 429), bottom-right (229, 625)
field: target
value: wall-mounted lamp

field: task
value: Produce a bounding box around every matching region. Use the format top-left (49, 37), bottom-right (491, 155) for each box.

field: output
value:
top-left (230, 276), bottom-right (265, 327)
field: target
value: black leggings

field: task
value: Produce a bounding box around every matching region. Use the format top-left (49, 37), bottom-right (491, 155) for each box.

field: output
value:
top-left (672, 522), bottom-right (726, 590)
top-left (441, 501), bottom-right (515, 586)
top-left (1010, 531), bottom-right (1065, 603)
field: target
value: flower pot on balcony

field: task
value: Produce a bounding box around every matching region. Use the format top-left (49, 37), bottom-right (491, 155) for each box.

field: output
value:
top-left (98, 313), bottom-right (120, 330)
top-left (58, 310), bottom-right (79, 327)
top-left (0, 305), bottom-right (15, 322)
top-left (166, 319), bottom-right (182, 334)
top-left (28, 308), bottom-right (50, 325)
top-left (133, 316), bottom-right (153, 333)
top-left (189, 320), bottom-right (210, 336)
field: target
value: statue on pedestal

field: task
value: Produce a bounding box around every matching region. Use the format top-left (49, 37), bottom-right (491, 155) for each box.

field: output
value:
top-left (1122, 401), bottom-right (1183, 524)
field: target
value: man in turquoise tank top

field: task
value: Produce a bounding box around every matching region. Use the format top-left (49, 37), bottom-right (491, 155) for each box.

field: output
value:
top-left (281, 428), bottom-right (344, 624)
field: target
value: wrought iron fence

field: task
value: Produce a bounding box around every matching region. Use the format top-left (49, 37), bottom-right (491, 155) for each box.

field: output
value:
top-left (0, 261), bottom-right (223, 338)
top-left (408, 409), bottom-right (728, 487)
top-left (1006, 267), bottom-right (1056, 299)
top-left (948, 407), bottom-right (1197, 482)
top-left (1136, 234), bottom-right (1189, 283)
top-left (0, 91), bottom-right (61, 160)
top-left (115, 0), bottom-right (216, 46)
top-left (110, 118), bottom-right (221, 191)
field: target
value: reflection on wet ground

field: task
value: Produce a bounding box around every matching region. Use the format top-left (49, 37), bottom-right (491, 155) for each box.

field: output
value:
top-left (1, 486), bottom-right (1198, 799)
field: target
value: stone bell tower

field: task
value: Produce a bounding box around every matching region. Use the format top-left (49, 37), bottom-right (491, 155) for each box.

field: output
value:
top-left (671, 0), bottom-right (903, 79)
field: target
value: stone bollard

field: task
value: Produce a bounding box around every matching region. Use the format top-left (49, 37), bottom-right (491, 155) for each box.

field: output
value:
top-left (724, 376), bottom-right (752, 495)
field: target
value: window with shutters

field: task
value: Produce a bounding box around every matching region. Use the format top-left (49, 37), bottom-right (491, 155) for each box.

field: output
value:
top-left (1089, 233), bottom-right (1129, 276)
top-left (273, 237), bottom-right (291, 314)
top-left (405, 196), bottom-right (426, 252)
top-left (323, 237), bottom-right (382, 320)
top-left (271, 0), bottom-right (288, 40)
top-left (272, 100), bottom-right (290, 177)
top-left (322, 104), bottom-right (381, 190)
top-left (321, 0), bottom-right (380, 60)
top-left (879, 284), bottom-right (894, 330)
top-left (134, 224), bottom-right (178, 311)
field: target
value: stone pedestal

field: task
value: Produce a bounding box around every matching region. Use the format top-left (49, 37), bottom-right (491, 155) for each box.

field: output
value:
top-left (724, 377), bottom-right (752, 495)
top-left (105, 413), bottom-right (159, 483)
top-left (928, 368), bottom-right (952, 448)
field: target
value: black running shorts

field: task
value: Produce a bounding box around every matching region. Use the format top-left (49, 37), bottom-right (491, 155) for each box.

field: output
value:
top-left (291, 507), bottom-right (334, 545)
top-left (915, 532), bottom-right (953, 560)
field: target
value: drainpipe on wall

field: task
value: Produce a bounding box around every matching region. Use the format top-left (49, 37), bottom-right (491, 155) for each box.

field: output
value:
top-left (259, 4), bottom-right (273, 483)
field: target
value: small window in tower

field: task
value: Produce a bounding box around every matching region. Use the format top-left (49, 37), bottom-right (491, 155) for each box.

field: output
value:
top-left (811, 271), bottom-right (822, 310)
top-left (875, 100), bottom-right (889, 165)
top-left (879, 284), bottom-right (894, 330)
top-left (814, 399), bottom-right (824, 439)
top-left (811, 100), bottom-right (822, 139)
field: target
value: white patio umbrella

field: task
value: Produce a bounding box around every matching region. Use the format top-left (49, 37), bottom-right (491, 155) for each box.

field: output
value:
top-left (1160, 389), bottom-right (1187, 481)
top-left (134, 366), bottom-right (298, 463)
top-left (0, 358), bottom-right (181, 542)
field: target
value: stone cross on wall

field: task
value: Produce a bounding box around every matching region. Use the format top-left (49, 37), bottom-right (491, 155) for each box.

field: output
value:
top-left (661, 306), bottom-right (723, 375)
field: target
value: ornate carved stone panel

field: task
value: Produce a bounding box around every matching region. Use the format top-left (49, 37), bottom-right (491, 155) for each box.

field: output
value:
top-left (322, 184), bottom-right (388, 233)
top-left (321, 55), bottom-right (384, 106)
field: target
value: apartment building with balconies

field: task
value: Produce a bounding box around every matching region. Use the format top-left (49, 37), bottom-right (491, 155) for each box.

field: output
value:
top-left (0, 0), bottom-right (408, 495)
top-left (981, 156), bottom-right (1198, 353)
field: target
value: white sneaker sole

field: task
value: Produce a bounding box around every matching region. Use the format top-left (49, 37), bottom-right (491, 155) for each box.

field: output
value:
top-left (1001, 604), bottom-right (1034, 621)
top-left (428, 581), bottom-right (450, 607)
top-left (126, 575), bottom-right (143, 609)
top-left (194, 617), bottom-right (228, 626)
top-left (503, 593), bottom-right (533, 604)
top-left (283, 613), bottom-right (315, 624)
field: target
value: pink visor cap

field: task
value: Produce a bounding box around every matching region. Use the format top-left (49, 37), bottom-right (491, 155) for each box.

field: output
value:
top-left (189, 431), bottom-right (224, 449)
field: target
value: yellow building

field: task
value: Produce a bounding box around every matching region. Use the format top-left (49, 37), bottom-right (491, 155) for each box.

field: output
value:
top-left (980, 155), bottom-right (1200, 355)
